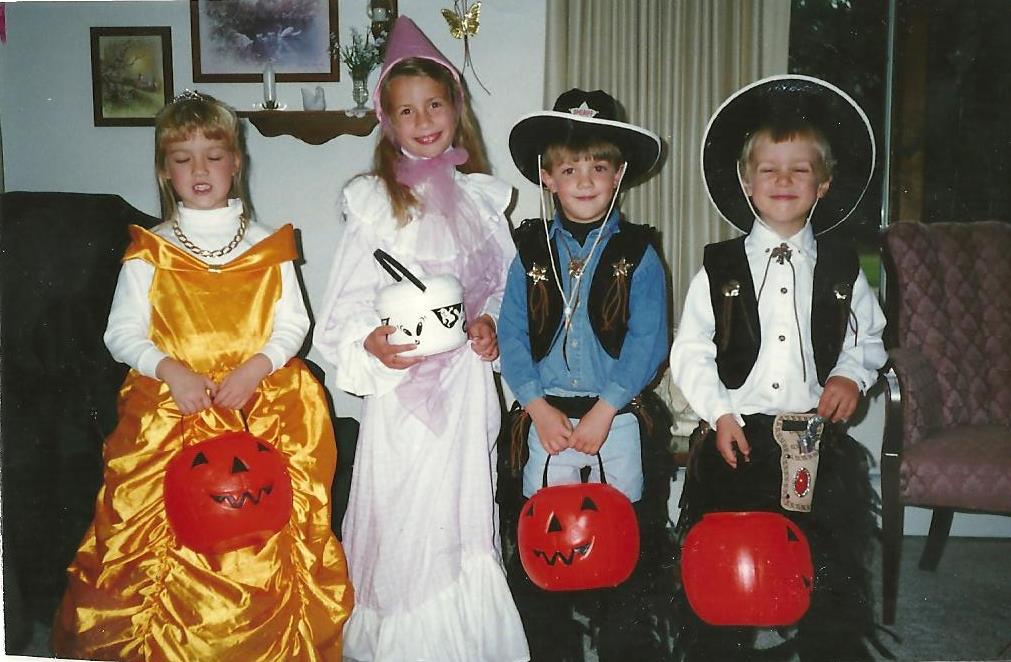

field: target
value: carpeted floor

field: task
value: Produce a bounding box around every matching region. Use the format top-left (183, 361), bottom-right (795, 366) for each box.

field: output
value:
top-left (8, 536), bottom-right (1010, 661)
top-left (680, 535), bottom-right (1011, 662)
top-left (864, 537), bottom-right (1011, 662)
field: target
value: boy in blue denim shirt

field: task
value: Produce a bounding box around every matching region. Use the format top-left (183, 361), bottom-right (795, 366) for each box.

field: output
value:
top-left (498, 88), bottom-right (676, 662)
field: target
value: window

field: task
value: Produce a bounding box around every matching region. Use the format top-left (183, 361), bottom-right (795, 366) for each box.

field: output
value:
top-left (789, 0), bottom-right (1011, 288)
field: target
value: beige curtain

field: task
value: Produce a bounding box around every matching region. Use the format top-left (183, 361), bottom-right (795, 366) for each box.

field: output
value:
top-left (544, 0), bottom-right (791, 433)
top-left (545, 0), bottom-right (791, 316)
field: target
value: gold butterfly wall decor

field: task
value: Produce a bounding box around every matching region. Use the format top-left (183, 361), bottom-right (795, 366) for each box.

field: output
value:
top-left (441, 0), bottom-right (481, 39)
top-left (439, 0), bottom-right (490, 93)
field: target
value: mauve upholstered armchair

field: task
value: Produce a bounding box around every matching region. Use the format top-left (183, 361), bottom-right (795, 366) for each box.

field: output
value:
top-left (879, 220), bottom-right (1011, 625)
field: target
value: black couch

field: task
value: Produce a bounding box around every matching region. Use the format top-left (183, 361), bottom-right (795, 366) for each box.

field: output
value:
top-left (0, 191), bottom-right (357, 654)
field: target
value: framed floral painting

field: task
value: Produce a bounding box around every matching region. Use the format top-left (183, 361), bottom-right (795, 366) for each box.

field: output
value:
top-left (190, 0), bottom-right (339, 82)
top-left (90, 27), bottom-right (174, 127)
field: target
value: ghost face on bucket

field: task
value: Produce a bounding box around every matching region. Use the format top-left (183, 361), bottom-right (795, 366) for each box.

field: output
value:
top-left (376, 274), bottom-right (468, 357)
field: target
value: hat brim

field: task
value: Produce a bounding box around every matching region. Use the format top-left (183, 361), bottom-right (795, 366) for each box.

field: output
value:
top-left (702, 75), bottom-right (875, 235)
top-left (509, 111), bottom-right (661, 188)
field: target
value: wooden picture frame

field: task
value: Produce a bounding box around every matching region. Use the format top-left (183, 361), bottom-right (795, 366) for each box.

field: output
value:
top-left (190, 0), bottom-right (339, 82)
top-left (90, 27), bottom-right (174, 127)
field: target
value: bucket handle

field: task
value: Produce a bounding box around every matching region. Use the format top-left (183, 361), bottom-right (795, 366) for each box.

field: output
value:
top-left (373, 249), bottom-right (427, 292)
top-left (542, 452), bottom-right (608, 488)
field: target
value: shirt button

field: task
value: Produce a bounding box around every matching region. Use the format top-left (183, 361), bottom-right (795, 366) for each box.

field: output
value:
top-left (573, 379), bottom-right (580, 386)
top-left (779, 335), bottom-right (786, 342)
top-left (780, 287), bottom-right (788, 294)
top-left (772, 382), bottom-right (780, 389)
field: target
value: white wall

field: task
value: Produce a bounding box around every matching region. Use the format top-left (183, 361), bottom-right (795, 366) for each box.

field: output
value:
top-left (0, 0), bottom-right (547, 417)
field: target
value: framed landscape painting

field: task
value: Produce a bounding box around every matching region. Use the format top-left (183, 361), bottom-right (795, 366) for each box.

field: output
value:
top-left (190, 0), bottom-right (339, 82)
top-left (90, 27), bottom-right (174, 127)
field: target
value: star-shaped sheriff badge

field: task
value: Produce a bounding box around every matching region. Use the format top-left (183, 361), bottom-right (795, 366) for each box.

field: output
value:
top-left (612, 257), bottom-right (631, 278)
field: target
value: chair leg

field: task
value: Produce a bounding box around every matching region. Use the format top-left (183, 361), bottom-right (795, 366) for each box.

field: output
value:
top-left (918, 508), bottom-right (954, 571)
top-left (880, 451), bottom-right (903, 625)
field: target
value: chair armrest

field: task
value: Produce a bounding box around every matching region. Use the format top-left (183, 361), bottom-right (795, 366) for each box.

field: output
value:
top-left (884, 347), bottom-right (942, 455)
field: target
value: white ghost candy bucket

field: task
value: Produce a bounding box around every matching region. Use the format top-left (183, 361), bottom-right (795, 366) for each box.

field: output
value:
top-left (373, 249), bottom-right (468, 357)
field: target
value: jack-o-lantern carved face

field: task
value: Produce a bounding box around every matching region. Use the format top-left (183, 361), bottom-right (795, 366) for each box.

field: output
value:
top-left (164, 431), bottom-right (293, 555)
top-left (681, 511), bottom-right (814, 626)
top-left (517, 482), bottom-right (639, 591)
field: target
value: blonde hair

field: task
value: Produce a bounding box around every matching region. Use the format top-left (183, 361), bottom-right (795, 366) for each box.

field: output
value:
top-left (154, 93), bottom-right (249, 222)
top-left (373, 58), bottom-right (490, 226)
top-left (738, 121), bottom-right (835, 183)
top-left (541, 137), bottom-right (624, 174)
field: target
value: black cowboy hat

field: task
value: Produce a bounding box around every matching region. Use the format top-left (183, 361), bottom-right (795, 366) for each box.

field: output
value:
top-left (509, 88), bottom-right (661, 188)
top-left (702, 75), bottom-right (875, 235)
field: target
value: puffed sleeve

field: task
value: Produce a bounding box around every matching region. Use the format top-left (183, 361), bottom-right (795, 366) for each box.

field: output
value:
top-left (462, 173), bottom-right (516, 322)
top-left (104, 258), bottom-right (167, 378)
top-left (257, 257), bottom-right (311, 372)
top-left (313, 178), bottom-right (407, 397)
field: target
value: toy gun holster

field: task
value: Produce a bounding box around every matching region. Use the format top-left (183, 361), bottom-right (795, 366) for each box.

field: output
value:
top-left (773, 413), bottom-right (826, 512)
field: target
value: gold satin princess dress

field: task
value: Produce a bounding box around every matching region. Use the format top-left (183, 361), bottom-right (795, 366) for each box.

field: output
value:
top-left (52, 224), bottom-right (352, 661)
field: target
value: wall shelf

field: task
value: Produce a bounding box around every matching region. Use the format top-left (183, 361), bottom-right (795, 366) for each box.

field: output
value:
top-left (238, 110), bottom-right (378, 145)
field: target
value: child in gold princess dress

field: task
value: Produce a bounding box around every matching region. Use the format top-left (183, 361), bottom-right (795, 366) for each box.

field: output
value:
top-left (52, 91), bottom-right (352, 662)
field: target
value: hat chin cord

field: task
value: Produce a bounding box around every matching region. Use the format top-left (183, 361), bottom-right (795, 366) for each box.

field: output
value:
top-left (538, 155), bottom-right (627, 327)
top-left (735, 162), bottom-right (821, 231)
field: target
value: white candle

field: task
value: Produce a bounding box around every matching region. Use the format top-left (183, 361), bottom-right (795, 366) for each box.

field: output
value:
top-left (263, 62), bottom-right (276, 108)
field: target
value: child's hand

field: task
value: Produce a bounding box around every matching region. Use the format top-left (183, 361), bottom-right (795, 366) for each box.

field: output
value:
top-left (526, 398), bottom-right (573, 455)
top-left (570, 400), bottom-right (618, 455)
top-left (818, 375), bottom-right (860, 423)
top-left (157, 357), bottom-right (216, 415)
top-left (364, 324), bottom-right (425, 370)
top-left (468, 314), bottom-right (499, 361)
top-left (715, 413), bottom-right (750, 468)
top-left (215, 354), bottom-right (272, 410)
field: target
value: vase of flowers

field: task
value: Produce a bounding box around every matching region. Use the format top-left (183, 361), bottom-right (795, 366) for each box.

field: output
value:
top-left (330, 28), bottom-right (383, 117)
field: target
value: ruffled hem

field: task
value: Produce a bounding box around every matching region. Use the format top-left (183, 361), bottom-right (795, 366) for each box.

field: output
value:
top-left (343, 552), bottom-right (529, 662)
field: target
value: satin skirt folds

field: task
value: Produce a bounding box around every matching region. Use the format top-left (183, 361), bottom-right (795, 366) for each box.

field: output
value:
top-left (51, 359), bottom-right (353, 662)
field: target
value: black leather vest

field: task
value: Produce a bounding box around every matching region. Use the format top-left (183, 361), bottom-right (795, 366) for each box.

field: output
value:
top-left (513, 217), bottom-right (656, 361)
top-left (704, 235), bottom-right (860, 388)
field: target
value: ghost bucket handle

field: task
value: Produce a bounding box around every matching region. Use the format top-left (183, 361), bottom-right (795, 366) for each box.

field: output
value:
top-left (373, 249), bottom-right (427, 292)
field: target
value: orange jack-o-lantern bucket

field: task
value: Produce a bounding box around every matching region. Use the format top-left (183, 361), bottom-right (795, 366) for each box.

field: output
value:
top-left (164, 430), bottom-right (293, 555)
top-left (681, 511), bottom-right (814, 626)
top-left (517, 454), bottom-right (639, 591)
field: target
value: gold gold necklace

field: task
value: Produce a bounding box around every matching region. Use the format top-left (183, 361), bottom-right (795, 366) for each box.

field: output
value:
top-left (172, 214), bottom-right (249, 258)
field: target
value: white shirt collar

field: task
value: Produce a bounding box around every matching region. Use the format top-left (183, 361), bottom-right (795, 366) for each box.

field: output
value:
top-left (746, 217), bottom-right (816, 259)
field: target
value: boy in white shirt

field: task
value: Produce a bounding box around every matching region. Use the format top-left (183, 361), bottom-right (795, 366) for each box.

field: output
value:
top-left (670, 76), bottom-right (887, 662)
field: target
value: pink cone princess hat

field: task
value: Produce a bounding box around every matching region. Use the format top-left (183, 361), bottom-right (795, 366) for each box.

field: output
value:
top-left (372, 16), bottom-right (463, 125)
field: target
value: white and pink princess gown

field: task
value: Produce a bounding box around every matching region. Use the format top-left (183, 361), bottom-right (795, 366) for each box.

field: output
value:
top-left (314, 151), bottom-right (529, 662)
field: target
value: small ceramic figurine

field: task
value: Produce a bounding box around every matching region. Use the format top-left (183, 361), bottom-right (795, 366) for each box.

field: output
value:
top-left (301, 85), bottom-right (326, 111)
